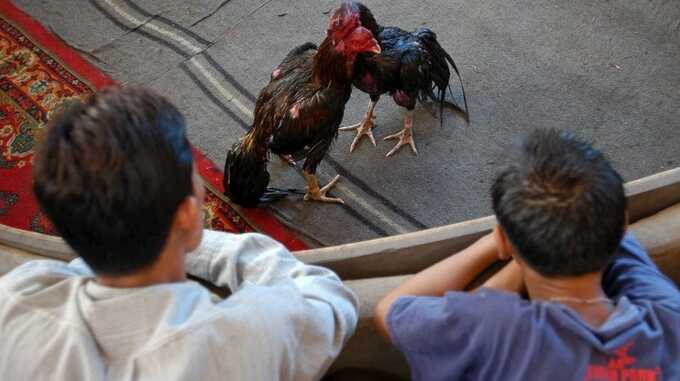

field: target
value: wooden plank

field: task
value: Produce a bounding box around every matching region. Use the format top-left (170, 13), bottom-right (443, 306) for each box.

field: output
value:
top-left (0, 168), bottom-right (678, 280)
top-left (626, 168), bottom-right (680, 222)
top-left (299, 216), bottom-right (495, 279)
top-left (629, 203), bottom-right (680, 285)
top-left (0, 224), bottom-right (74, 262)
top-left (0, 242), bottom-right (55, 276)
top-left (328, 275), bottom-right (410, 379)
top-left (298, 168), bottom-right (680, 279)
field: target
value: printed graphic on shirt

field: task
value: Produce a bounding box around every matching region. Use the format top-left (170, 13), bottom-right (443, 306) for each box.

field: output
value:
top-left (584, 342), bottom-right (661, 381)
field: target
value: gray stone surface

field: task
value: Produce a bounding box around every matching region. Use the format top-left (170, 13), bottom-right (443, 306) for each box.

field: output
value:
top-left (13, 0), bottom-right (130, 52)
top-left (14, 0), bottom-right (680, 247)
top-left (172, 0), bottom-right (271, 42)
top-left (92, 32), bottom-right (188, 85)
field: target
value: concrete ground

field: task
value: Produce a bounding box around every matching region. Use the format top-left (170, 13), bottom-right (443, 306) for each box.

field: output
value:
top-left (16, 0), bottom-right (680, 247)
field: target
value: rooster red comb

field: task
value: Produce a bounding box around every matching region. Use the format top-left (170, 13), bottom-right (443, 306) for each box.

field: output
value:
top-left (327, 0), bottom-right (361, 42)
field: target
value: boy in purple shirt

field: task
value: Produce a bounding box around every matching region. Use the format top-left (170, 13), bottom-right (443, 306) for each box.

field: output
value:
top-left (375, 129), bottom-right (680, 381)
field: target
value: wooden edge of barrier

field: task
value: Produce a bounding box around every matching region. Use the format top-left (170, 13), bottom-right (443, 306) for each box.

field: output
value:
top-left (0, 225), bottom-right (74, 262)
top-left (1, 168), bottom-right (679, 280)
top-left (299, 167), bottom-right (680, 279)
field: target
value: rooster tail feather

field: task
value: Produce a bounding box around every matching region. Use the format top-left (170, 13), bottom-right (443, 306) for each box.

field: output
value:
top-left (442, 50), bottom-right (470, 124)
top-left (260, 187), bottom-right (306, 204)
top-left (223, 140), bottom-right (272, 208)
top-left (439, 82), bottom-right (446, 127)
top-left (415, 28), bottom-right (470, 124)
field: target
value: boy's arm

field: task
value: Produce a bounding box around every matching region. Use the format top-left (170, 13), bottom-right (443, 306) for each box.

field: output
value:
top-left (186, 230), bottom-right (347, 290)
top-left (374, 233), bottom-right (499, 342)
top-left (481, 259), bottom-right (524, 294)
top-left (603, 232), bottom-right (680, 308)
top-left (186, 230), bottom-right (358, 376)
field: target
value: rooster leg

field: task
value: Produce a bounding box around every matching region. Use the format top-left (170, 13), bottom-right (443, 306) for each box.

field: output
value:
top-left (339, 99), bottom-right (378, 152)
top-left (303, 171), bottom-right (344, 204)
top-left (384, 109), bottom-right (418, 157)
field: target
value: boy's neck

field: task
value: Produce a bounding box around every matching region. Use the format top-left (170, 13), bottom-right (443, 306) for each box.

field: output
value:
top-left (96, 238), bottom-right (187, 288)
top-left (523, 268), bottom-right (614, 327)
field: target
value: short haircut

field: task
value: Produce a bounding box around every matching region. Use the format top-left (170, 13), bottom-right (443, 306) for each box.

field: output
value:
top-left (33, 87), bottom-right (194, 276)
top-left (491, 129), bottom-right (626, 277)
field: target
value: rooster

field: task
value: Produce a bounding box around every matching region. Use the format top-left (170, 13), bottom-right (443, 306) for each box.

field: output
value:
top-left (340, 2), bottom-right (469, 157)
top-left (223, 1), bottom-right (381, 207)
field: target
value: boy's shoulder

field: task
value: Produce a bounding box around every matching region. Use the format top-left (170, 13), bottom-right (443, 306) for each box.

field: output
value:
top-left (387, 289), bottom-right (534, 353)
top-left (389, 288), bottom-right (530, 323)
top-left (388, 290), bottom-right (680, 380)
top-left (0, 259), bottom-right (89, 295)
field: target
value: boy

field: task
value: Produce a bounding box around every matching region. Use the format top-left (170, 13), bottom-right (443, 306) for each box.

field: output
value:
top-left (375, 129), bottom-right (680, 380)
top-left (0, 88), bottom-right (357, 380)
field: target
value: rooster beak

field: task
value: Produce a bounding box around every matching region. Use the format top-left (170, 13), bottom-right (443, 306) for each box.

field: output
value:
top-left (368, 39), bottom-right (381, 54)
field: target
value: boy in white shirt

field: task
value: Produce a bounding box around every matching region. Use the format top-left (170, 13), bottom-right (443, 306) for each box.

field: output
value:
top-left (0, 87), bottom-right (357, 381)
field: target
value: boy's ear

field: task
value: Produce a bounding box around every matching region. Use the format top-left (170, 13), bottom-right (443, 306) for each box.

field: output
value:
top-left (494, 226), bottom-right (514, 261)
top-left (173, 195), bottom-right (200, 232)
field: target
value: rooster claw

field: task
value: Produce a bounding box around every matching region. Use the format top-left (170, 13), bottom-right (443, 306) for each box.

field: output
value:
top-left (384, 129), bottom-right (418, 157)
top-left (278, 154), bottom-right (297, 167)
top-left (304, 175), bottom-right (344, 204)
top-left (339, 117), bottom-right (376, 152)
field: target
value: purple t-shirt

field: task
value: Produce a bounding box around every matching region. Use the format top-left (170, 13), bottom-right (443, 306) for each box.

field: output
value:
top-left (387, 233), bottom-right (680, 381)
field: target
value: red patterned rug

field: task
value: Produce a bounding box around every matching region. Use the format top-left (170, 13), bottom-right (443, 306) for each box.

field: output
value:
top-left (0, 1), bottom-right (307, 251)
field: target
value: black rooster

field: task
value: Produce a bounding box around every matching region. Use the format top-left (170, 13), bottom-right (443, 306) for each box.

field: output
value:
top-left (340, 2), bottom-right (469, 157)
top-left (224, 1), bottom-right (381, 207)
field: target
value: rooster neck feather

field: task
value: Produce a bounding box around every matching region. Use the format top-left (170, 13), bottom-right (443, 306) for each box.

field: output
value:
top-left (242, 129), bottom-right (267, 158)
top-left (312, 38), bottom-right (354, 86)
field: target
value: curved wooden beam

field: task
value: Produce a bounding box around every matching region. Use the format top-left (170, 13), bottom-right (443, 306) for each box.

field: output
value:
top-left (1, 168), bottom-right (679, 280)
top-left (0, 224), bottom-right (74, 262)
top-left (299, 167), bottom-right (680, 279)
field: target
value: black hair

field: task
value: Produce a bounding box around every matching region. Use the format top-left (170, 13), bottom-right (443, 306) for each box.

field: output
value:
top-left (33, 87), bottom-right (194, 276)
top-left (491, 129), bottom-right (626, 277)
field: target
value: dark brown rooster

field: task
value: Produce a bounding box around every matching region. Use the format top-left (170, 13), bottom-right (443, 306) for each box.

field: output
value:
top-left (223, 1), bottom-right (381, 207)
top-left (340, 2), bottom-right (469, 157)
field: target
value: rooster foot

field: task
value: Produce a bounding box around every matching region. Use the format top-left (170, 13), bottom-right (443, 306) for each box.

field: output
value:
top-left (304, 175), bottom-right (344, 204)
top-left (384, 128), bottom-right (418, 158)
top-left (278, 154), bottom-right (297, 167)
top-left (339, 116), bottom-right (376, 152)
